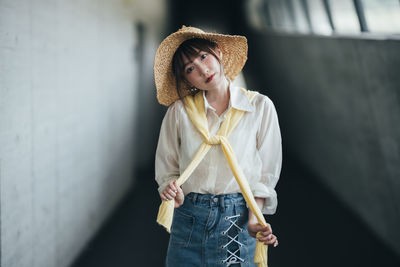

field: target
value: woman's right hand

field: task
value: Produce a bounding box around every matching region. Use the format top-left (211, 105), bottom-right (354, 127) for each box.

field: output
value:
top-left (160, 180), bottom-right (184, 208)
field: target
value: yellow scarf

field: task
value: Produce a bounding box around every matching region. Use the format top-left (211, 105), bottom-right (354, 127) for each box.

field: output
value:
top-left (157, 88), bottom-right (269, 267)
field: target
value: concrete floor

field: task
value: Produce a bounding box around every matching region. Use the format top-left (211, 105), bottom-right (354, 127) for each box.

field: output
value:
top-left (71, 158), bottom-right (400, 267)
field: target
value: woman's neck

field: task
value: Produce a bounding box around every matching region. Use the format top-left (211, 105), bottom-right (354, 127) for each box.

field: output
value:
top-left (205, 77), bottom-right (230, 116)
top-left (205, 77), bottom-right (230, 103)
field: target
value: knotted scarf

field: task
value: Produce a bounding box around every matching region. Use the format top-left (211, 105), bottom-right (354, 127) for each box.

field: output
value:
top-left (157, 88), bottom-right (270, 267)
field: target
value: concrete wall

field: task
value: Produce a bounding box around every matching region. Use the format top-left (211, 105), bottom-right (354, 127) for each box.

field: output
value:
top-left (0, 0), bottom-right (166, 266)
top-left (244, 31), bottom-right (400, 256)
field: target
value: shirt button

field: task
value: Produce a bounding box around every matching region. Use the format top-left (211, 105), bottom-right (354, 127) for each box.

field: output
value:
top-left (213, 198), bottom-right (218, 203)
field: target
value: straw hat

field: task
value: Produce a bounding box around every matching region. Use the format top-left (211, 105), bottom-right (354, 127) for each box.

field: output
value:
top-left (154, 25), bottom-right (248, 106)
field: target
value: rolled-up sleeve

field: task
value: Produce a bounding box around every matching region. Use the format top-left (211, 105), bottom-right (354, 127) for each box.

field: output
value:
top-left (155, 102), bottom-right (181, 194)
top-left (253, 96), bottom-right (282, 214)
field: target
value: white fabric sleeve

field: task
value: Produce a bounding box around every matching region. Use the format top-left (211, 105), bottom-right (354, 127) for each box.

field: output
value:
top-left (253, 96), bottom-right (283, 214)
top-left (155, 102), bottom-right (181, 195)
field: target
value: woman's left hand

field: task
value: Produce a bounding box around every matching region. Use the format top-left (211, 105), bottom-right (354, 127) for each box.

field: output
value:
top-left (247, 222), bottom-right (278, 247)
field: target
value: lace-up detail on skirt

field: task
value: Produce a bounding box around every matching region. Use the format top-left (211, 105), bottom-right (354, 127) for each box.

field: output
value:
top-left (221, 214), bottom-right (245, 266)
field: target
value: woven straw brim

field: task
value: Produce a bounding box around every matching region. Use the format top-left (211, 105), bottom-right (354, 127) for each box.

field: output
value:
top-left (154, 27), bottom-right (248, 106)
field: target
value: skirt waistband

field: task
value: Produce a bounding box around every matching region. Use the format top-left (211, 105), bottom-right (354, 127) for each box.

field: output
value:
top-left (186, 192), bottom-right (245, 208)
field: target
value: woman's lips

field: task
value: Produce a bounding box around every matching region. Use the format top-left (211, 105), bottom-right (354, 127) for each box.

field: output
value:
top-left (206, 74), bottom-right (215, 83)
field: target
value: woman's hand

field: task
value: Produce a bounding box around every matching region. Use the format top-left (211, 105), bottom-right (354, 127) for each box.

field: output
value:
top-left (160, 180), bottom-right (184, 208)
top-left (247, 222), bottom-right (279, 247)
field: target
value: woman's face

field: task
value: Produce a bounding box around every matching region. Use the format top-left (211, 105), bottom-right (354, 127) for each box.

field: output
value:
top-left (181, 48), bottom-right (224, 91)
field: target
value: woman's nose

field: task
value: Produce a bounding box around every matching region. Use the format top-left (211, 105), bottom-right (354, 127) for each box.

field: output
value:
top-left (198, 64), bottom-right (209, 76)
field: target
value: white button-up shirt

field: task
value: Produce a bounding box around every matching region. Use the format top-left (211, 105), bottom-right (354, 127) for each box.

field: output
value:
top-left (155, 85), bottom-right (282, 214)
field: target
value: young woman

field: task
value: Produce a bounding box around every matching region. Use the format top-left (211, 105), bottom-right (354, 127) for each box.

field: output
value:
top-left (154, 26), bottom-right (282, 267)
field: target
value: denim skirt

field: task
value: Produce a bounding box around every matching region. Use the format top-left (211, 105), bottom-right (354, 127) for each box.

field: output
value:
top-left (165, 192), bottom-right (257, 267)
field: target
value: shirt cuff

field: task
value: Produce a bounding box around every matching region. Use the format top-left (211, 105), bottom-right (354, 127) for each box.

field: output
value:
top-left (251, 182), bottom-right (278, 215)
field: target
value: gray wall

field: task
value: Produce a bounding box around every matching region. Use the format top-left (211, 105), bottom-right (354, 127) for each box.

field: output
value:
top-left (245, 31), bottom-right (400, 256)
top-left (0, 0), bottom-right (166, 266)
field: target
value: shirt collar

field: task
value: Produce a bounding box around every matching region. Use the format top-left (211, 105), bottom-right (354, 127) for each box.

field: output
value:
top-left (202, 82), bottom-right (254, 113)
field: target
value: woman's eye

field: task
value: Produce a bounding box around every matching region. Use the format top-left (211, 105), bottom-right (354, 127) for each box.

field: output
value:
top-left (186, 66), bottom-right (194, 73)
top-left (200, 54), bottom-right (207, 60)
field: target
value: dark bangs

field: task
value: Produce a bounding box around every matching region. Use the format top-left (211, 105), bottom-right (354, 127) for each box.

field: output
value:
top-left (172, 38), bottom-right (220, 101)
